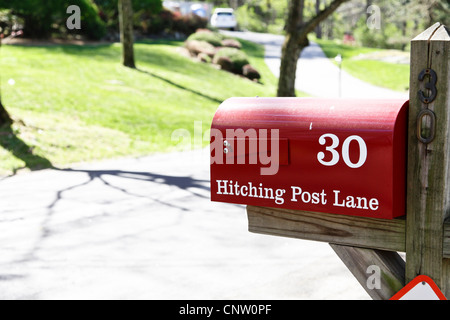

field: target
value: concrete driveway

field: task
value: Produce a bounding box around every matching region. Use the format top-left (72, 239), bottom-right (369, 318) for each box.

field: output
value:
top-left (0, 148), bottom-right (368, 299)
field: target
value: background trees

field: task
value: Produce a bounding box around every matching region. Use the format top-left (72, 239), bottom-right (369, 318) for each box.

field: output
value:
top-left (0, 0), bottom-right (106, 39)
top-left (277, 0), bottom-right (350, 97)
top-left (0, 0), bottom-right (446, 46)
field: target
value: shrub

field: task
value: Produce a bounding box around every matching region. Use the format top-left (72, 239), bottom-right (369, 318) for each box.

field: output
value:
top-left (144, 9), bottom-right (174, 35)
top-left (187, 31), bottom-right (223, 47)
top-left (77, 0), bottom-right (106, 40)
top-left (173, 13), bottom-right (208, 36)
top-left (221, 38), bottom-right (242, 49)
top-left (0, 0), bottom-right (106, 39)
top-left (243, 64), bottom-right (261, 81)
top-left (214, 56), bottom-right (234, 73)
top-left (213, 47), bottom-right (249, 74)
top-left (185, 40), bottom-right (216, 58)
top-left (197, 52), bottom-right (212, 63)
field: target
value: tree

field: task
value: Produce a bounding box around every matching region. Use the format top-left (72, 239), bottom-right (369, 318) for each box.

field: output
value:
top-left (0, 0), bottom-right (106, 40)
top-left (0, 100), bottom-right (12, 127)
top-left (277, 0), bottom-right (350, 97)
top-left (0, 36), bottom-right (12, 127)
top-left (118, 0), bottom-right (136, 68)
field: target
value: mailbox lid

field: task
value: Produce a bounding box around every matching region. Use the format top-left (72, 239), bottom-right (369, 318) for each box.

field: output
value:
top-left (211, 97), bottom-right (406, 132)
top-left (210, 97), bottom-right (408, 220)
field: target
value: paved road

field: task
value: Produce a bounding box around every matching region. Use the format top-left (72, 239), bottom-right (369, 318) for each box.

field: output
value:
top-left (0, 32), bottom-right (392, 300)
top-left (0, 150), bottom-right (367, 299)
top-left (222, 30), bottom-right (408, 99)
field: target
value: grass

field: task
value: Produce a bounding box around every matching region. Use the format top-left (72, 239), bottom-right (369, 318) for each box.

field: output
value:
top-left (314, 38), bottom-right (410, 93)
top-left (0, 38), bottom-right (280, 175)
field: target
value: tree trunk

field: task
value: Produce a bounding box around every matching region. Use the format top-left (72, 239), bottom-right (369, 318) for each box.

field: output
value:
top-left (315, 0), bottom-right (322, 39)
top-left (119, 0), bottom-right (136, 69)
top-left (277, 0), bottom-right (350, 97)
top-left (0, 100), bottom-right (12, 127)
top-left (277, 35), bottom-right (308, 97)
top-left (277, 0), bottom-right (305, 97)
top-left (0, 38), bottom-right (12, 127)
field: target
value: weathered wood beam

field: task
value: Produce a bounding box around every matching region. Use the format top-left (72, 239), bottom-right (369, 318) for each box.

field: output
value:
top-left (247, 205), bottom-right (450, 259)
top-left (247, 205), bottom-right (406, 252)
top-left (330, 244), bottom-right (405, 300)
top-left (405, 22), bottom-right (450, 297)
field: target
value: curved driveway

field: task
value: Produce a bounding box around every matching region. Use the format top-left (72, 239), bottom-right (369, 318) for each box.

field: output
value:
top-left (222, 30), bottom-right (408, 99)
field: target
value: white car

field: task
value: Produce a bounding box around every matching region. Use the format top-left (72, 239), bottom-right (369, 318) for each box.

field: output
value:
top-left (210, 8), bottom-right (237, 30)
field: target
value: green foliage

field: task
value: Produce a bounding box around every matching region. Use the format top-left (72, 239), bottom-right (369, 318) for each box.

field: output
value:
top-left (235, 0), bottom-right (286, 34)
top-left (316, 38), bottom-right (409, 92)
top-left (235, 3), bottom-right (266, 33)
top-left (353, 16), bottom-right (410, 50)
top-left (0, 0), bottom-right (106, 39)
top-left (76, 0), bottom-right (107, 40)
top-left (95, 0), bottom-right (162, 29)
top-left (171, 13), bottom-right (208, 36)
top-left (0, 0), bottom-right (164, 39)
top-left (323, 0), bottom-right (449, 50)
top-left (213, 47), bottom-right (249, 74)
top-left (186, 31), bottom-right (223, 47)
top-left (93, 0), bottom-right (162, 13)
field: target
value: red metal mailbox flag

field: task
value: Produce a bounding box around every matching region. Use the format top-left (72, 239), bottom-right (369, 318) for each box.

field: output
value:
top-left (210, 98), bottom-right (408, 220)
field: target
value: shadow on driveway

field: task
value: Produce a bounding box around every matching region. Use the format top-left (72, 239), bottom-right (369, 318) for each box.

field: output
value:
top-left (20, 167), bottom-right (211, 262)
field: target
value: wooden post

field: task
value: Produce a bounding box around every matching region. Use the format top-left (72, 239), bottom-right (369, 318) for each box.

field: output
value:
top-left (330, 245), bottom-right (405, 300)
top-left (406, 23), bottom-right (450, 297)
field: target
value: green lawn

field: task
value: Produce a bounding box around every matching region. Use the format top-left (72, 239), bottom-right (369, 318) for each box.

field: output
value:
top-left (0, 38), bottom-right (279, 175)
top-left (315, 38), bottom-right (410, 93)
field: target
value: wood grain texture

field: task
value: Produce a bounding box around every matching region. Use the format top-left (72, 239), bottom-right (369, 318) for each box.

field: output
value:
top-left (247, 205), bottom-right (406, 252)
top-left (330, 244), bottom-right (405, 300)
top-left (247, 205), bottom-right (450, 258)
top-left (405, 23), bottom-right (450, 296)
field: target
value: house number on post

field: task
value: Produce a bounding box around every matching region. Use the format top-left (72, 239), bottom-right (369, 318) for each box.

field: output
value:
top-left (417, 68), bottom-right (437, 144)
top-left (418, 68), bottom-right (438, 104)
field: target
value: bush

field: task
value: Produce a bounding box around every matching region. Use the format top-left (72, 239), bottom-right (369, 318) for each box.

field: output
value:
top-left (140, 10), bottom-right (207, 37)
top-left (197, 52), bottom-right (211, 63)
top-left (143, 9), bottom-right (173, 35)
top-left (186, 31), bottom-right (223, 47)
top-left (214, 56), bottom-right (234, 73)
top-left (0, 0), bottom-right (106, 39)
top-left (185, 40), bottom-right (216, 58)
top-left (213, 47), bottom-right (249, 74)
top-left (353, 18), bottom-right (406, 50)
top-left (221, 38), bottom-right (242, 49)
top-left (173, 13), bottom-right (208, 36)
top-left (243, 64), bottom-right (261, 81)
top-left (77, 0), bottom-right (106, 40)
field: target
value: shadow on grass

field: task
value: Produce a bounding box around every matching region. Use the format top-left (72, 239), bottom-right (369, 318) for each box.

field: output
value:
top-left (136, 68), bottom-right (223, 104)
top-left (0, 125), bottom-right (53, 174)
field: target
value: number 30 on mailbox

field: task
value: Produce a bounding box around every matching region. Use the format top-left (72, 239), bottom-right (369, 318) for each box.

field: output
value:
top-left (210, 98), bottom-right (408, 220)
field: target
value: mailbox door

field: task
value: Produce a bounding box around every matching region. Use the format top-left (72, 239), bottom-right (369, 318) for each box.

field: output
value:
top-left (210, 98), bottom-right (408, 220)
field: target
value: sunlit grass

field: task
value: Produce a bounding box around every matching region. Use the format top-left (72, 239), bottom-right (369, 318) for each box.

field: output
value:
top-left (0, 39), bottom-right (279, 174)
top-left (315, 38), bottom-right (410, 92)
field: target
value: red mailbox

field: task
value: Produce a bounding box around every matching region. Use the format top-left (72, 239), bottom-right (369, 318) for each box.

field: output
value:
top-left (210, 98), bottom-right (408, 220)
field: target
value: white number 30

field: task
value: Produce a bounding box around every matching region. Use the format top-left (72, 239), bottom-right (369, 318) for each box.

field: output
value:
top-left (317, 134), bottom-right (367, 168)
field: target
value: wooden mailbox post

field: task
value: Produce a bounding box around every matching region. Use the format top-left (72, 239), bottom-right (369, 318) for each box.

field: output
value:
top-left (246, 23), bottom-right (450, 300)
